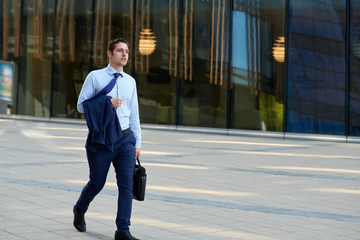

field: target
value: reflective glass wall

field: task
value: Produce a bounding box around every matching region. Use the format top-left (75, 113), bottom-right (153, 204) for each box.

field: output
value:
top-left (0, 0), bottom-right (20, 114)
top-left (22, 0), bottom-right (57, 117)
top-left (232, 0), bottom-right (285, 131)
top-left (179, 0), bottom-right (230, 128)
top-left (134, 0), bottom-right (177, 125)
top-left (52, 0), bottom-right (93, 118)
top-left (286, 0), bottom-right (346, 134)
top-left (350, 0), bottom-right (360, 135)
top-left (0, 0), bottom-right (360, 138)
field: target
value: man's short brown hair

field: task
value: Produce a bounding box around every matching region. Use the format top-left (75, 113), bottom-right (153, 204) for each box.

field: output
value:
top-left (107, 38), bottom-right (129, 53)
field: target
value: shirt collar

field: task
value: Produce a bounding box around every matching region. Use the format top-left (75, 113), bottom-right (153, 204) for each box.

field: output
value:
top-left (107, 64), bottom-right (124, 77)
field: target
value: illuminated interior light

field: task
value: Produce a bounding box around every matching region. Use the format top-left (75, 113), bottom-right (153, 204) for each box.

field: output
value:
top-left (272, 36), bottom-right (285, 63)
top-left (139, 28), bottom-right (157, 55)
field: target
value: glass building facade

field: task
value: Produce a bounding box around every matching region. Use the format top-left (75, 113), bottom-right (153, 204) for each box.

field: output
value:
top-left (1, 0), bottom-right (360, 137)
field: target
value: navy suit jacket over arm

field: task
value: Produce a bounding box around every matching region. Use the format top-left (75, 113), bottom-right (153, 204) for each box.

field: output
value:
top-left (83, 94), bottom-right (122, 152)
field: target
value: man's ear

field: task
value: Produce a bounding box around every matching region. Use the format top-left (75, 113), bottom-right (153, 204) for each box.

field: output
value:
top-left (107, 50), bottom-right (112, 57)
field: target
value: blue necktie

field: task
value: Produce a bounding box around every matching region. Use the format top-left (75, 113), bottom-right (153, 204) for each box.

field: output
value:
top-left (88, 73), bottom-right (121, 101)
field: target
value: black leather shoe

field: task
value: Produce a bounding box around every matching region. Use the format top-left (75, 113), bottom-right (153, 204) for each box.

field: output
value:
top-left (115, 231), bottom-right (140, 240)
top-left (73, 206), bottom-right (86, 232)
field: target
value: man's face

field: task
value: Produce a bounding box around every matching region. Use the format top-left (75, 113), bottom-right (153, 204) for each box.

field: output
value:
top-left (108, 42), bottom-right (129, 67)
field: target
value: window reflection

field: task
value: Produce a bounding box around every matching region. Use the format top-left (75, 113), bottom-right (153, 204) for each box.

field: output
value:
top-left (287, 0), bottom-right (346, 134)
top-left (52, 0), bottom-right (92, 118)
top-left (179, 0), bottom-right (229, 128)
top-left (0, 0), bottom-right (21, 115)
top-left (92, 0), bottom-right (134, 70)
top-left (1, 0), bottom-right (21, 61)
top-left (17, 0), bottom-right (55, 117)
top-left (232, 0), bottom-right (285, 131)
top-left (135, 0), bottom-right (177, 125)
top-left (349, 0), bottom-right (360, 135)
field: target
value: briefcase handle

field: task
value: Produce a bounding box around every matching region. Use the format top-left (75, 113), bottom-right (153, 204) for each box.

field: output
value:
top-left (136, 157), bottom-right (142, 166)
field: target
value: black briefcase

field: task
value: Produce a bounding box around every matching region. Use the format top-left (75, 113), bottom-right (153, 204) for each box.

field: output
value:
top-left (133, 157), bottom-right (146, 201)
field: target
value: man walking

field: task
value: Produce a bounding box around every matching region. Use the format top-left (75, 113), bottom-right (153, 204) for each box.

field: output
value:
top-left (73, 38), bottom-right (141, 240)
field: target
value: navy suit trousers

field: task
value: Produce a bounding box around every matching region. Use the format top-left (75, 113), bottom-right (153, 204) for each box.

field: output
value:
top-left (75, 132), bottom-right (136, 232)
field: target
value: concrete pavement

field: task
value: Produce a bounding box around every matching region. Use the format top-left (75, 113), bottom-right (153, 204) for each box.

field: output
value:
top-left (0, 118), bottom-right (359, 239)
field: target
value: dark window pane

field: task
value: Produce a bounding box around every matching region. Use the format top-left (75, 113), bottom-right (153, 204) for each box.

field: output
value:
top-left (52, 0), bottom-right (92, 118)
top-left (17, 0), bottom-right (55, 117)
top-left (134, 0), bottom-right (176, 125)
top-left (179, 0), bottom-right (230, 128)
top-left (286, 0), bottom-right (346, 135)
top-left (232, 0), bottom-right (285, 131)
top-left (92, 0), bottom-right (134, 70)
top-left (349, 0), bottom-right (360, 136)
top-left (0, 0), bottom-right (21, 114)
